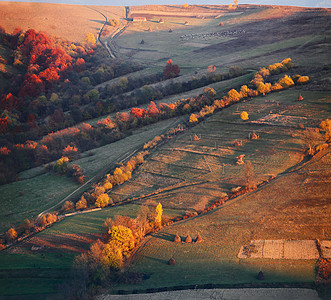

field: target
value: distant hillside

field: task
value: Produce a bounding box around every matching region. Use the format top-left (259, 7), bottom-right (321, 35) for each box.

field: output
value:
top-left (0, 1), bottom-right (125, 42)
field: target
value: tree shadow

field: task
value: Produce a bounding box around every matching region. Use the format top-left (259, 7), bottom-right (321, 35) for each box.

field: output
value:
top-left (151, 232), bottom-right (177, 242)
top-left (89, 19), bottom-right (105, 25)
top-left (143, 255), bottom-right (167, 264)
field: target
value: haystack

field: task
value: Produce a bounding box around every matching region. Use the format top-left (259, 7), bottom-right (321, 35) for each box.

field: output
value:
top-left (257, 271), bottom-right (265, 280)
top-left (169, 29), bottom-right (173, 33)
top-left (168, 257), bottom-right (176, 265)
top-left (174, 234), bottom-right (181, 243)
top-left (236, 154), bottom-right (245, 165)
top-left (184, 21), bottom-right (189, 25)
top-left (159, 18), bottom-right (164, 24)
top-left (140, 39), bottom-right (145, 44)
top-left (148, 27), bottom-right (152, 32)
top-left (249, 132), bottom-right (258, 140)
top-left (193, 134), bottom-right (200, 141)
top-left (298, 94), bottom-right (303, 101)
top-left (195, 233), bottom-right (203, 243)
top-left (219, 22), bottom-right (224, 26)
top-left (185, 235), bottom-right (192, 243)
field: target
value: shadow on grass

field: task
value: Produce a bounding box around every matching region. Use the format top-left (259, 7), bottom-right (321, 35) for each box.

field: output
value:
top-left (143, 255), bottom-right (167, 264)
top-left (151, 232), bottom-right (176, 242)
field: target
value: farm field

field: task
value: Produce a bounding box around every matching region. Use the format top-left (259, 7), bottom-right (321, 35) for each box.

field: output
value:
top-left (116, 147), bottom-right (330, 292)
top-left (0, 116), bottom-right (185, 232)
top-left (109, 89), bottom-right (330, 211)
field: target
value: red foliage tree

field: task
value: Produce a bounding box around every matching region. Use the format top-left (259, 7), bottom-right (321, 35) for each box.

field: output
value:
top-left (19, 74), bottom-right (45, 97)
top-left (130, 107), bottom-right (147, 119)
top-left (163, 59), bottom-right (180, 79)
top-left (75, 58), bottom-right (85, 72)
top-left (147, 101), bottom-right (159, 118)
top-left (0, 117), bottom-right (9, 134)
top-left (0, 93), bottom-right (19, 110)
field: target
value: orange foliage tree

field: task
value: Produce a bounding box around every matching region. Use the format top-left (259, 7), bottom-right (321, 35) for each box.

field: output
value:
top-left (163, 59), bottom-right (180, 79)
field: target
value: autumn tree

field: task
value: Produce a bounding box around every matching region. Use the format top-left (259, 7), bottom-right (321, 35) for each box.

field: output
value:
top-left (54, 156), bottom-right (69, 174)
top-left (107, 225), bottom-right (135, 255)
top-left (95, 193), bottom-right (110, 208)
top-left (76, 196), bottom-right (87, 210)
top-left (155, 203), bottom-right (163, 228)
top-left (62, 200), bottom-right (74, 212)
top-left (6, 228), bottom-right (17, 242)
top-left (240, 111), bottom-right (249, 120)
top-left (85, 32), bottom-right (96, 47)
top-left (189, 113), bottom-right (198, 123)
top-left (228, 89), bottom-right (241, 103)
top-left (163, 59), bottom-right (180, 79)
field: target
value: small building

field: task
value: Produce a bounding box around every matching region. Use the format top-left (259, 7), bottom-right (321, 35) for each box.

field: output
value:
top-left (133, 17), bottom-right (147, 22)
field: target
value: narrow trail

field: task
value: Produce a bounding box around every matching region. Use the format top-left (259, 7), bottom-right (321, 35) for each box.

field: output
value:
top-left (86, 6), bottom-right (127, 59)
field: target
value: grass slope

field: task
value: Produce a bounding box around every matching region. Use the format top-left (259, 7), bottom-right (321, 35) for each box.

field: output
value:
top-left (0, 117), bottom-right (185, 232)
top-left (117, 148), bottom-right (330, 292)
top-left (0, 1), bottom-right (125, 42)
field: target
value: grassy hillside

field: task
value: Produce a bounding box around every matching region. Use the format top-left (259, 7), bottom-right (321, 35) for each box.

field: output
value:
top-left (0, 116), bottom-right (185, 232)
top-left (117, 148), bottom-right (330, 292)
top-left (0, 1), bottom-right (125, 42)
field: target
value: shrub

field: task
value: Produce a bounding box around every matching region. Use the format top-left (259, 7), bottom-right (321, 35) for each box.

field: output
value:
top-left (46, 213), bottom-right (57, 224)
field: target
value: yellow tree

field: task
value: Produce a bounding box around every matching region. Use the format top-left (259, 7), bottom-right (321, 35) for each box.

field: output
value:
top-left (189, 114), bottom-right (198, 123)
top-left (240, 111), bottom-right (249, 120)
top-left (76, 196), bottom-right (87, 210)
top-left (85, 32), bottom-right (96, 45)
top-left (228, 89), bottom-right (241, 102)
top-left (95, 193), bottom-right (109, 208)
top-left (107, 225), bottom-right (135, 255)
top-left (102, 241), bottom-right (123, 269)
top-left (6, 228), bottom-right (17, 242)
top-left (155, 203), bottom-right (163, 227)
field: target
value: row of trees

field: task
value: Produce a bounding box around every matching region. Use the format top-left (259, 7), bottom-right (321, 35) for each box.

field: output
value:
top-left (0, 59), bottom-right (302, 185)
top-left (189, 58), bottom-right (308, 124)
top-left (0, 125), bottom-right (176, 251)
